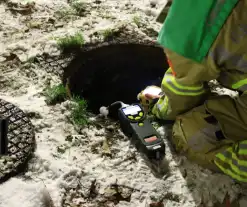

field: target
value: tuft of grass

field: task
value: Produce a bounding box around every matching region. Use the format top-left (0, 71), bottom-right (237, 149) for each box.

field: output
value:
top-left (55, 0), bottom-right (88, 19)
top-left (57, 32), bottom-right (84, 51)
top-left (44, 84), bottom-right (67, 105)
top-left (54, 7), bottom-right (75, 19)
top-left (101, 28), bottom-right (116, 40)
top-left (132, 15), bottom-right (141, 27)
top-left (70, 0), bottom-right (87, 16)
top-left (70, 96), bottom-right (89, 127)
top-left (44, 83), bottom-right (89, 128)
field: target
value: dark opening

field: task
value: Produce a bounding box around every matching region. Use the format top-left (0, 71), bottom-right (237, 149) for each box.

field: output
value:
top-left (63, 43), bottom-right (169, 114)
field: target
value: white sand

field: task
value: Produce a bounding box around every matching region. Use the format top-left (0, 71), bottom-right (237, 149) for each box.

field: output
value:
top-left (0, 0), bottom-right (247, 207)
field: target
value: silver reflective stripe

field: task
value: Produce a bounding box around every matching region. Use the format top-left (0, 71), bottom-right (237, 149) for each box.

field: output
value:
top-left (208, 46), bottom-right (247, 72)
top-left (165, 76), bottom-right (205, 94)
top-left (239, 85), bottom-right (247, 92)
top-left (221, 150), bottom-right (247, 172)
top-left (217, 73), bottom-right (247, 92)
top-left (157, 102), bottom-right (165, 111)
top-left (156, 96), bottom-right (167, 111)
top-left (215, 156), bottom-right (247, 181)
top-left (239, 143), bottom-right (247, 149)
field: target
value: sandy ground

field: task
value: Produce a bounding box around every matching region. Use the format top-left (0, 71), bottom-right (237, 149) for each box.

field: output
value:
top-left (1, 0), bottom-right (247, 207)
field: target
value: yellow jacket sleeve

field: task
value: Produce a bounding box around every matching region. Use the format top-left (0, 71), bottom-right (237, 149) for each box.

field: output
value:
top-left (152, 48), bottom-right (220, 120)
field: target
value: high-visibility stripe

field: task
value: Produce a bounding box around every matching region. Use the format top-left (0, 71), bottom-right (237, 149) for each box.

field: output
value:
top-left (215, 157), bottom-right (247, 182)
top-left (162, 74), bottom-right (205, 96)
top-left (165, 75), bottom-right (204, 90)
top-left (214, 142), bottom-right (247, 182)
top-left (156, 96), bottom-right (168, 111)
top-left (152, 96), bottom-right (169, 119)
top-left (240, 140), bottom-right (247, 145)
top-left (232, 79), bottom-right (247, 92)
top-left (217, 150), bottom-right (247, 176)
top-left (224, 150), bottom-right (247, 168)
top-left (238, 141), bottom-right (247, 155)
top-left (165, 67), bottom-right (173, 75)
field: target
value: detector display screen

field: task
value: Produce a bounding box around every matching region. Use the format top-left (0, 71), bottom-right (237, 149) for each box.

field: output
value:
top-left (122, 105), bottom-right (142, 115)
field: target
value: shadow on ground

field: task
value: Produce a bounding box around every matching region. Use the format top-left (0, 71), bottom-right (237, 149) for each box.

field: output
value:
top-left (62, 40), bottom-right (168, 114)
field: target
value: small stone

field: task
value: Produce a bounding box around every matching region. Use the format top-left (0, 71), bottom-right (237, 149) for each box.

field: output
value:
top-left (43, 41), bottom-right (60, 57)
top-left (83, 25), bottom-right (89, 30)
top-left (27, 21), bottom-right (41, 29)
top-left (150, 8), bottom-right (158, 17)
top-left (48, 17), bottom-right (56, 24)
top-left (119, 186), bottom-right (132, 199)
top-left (26, 111), bottom-right (42, 119)
top-left (0, 56), bottom-right (6, 62)
top-left (27, 48), bottom-right (41, 61)
top-left (7, 42), bottom-right (28, 52)
top-left (150, 0), bottom-right (158, 7)
top-left (143, 8), bottom-right (157, 17)
top-left (104, 187), bottom-right (117, 198)
top-left (18, 53), bottom-right (28, 63)
top-left (24, 27), bottom-right (29, 32)
top-left (55, 23), bottom-right (64, 28)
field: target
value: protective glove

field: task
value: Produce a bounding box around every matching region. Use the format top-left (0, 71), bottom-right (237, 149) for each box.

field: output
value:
top-left (137, 85), bottom-right (163, 113)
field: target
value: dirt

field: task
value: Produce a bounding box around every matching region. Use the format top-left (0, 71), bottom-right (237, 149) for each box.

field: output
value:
top-left (1, 0), bottom-right (247, 207)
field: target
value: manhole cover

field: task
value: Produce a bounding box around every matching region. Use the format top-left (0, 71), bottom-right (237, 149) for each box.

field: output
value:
top-left (63, 41), bottom-right (169, 113)
top-left (0, 98), bottom-right (35, 183)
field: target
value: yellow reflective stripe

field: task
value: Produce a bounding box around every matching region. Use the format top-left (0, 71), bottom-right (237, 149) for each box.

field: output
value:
top-left (231, 79), bottom-right (247, 92)
top-left (159, 96), bottom-right (168, 111)
top-left (152, 96), bottom-right (168, 119)
top-left (215, 159), bottom-right (247, 182)
top-left (162, 74), bottom-right (205, 96)
top-left (166, 74), bottom-right (203, 90)
top-left (239, 148), bottom-right (247, 155)
top-left (238, 140), bottom-right (247, 154)
top-left (165, 67), bottom-right (173, 74)
top-left (241, 140), bottom-right (247, 144)
top-left (214, 141), bottom-right (247, 182)
top-left (215, 149), bottom-right (247, 177)
top-left (152, 106), bottom-right (161, 119)
top-left (232, 79), bottom-right (247, 89)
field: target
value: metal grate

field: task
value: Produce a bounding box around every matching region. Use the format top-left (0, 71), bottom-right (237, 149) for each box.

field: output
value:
top-left (0, 98), bottom-right (35, 183)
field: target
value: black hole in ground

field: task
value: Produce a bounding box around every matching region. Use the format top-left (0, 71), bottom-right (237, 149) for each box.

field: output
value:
top-left (63, 43), bottom-right (169, 114)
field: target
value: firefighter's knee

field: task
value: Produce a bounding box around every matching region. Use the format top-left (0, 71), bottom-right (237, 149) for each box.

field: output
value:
top-left (171, 105), bottom-right (233, 171)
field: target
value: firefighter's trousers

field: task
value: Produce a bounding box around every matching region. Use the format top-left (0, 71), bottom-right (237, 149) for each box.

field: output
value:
top-left (172, 94), bottom-right (247, 183)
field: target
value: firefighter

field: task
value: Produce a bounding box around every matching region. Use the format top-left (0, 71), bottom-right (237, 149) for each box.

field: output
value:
top-left (138, 0), bottom-right (247, 182)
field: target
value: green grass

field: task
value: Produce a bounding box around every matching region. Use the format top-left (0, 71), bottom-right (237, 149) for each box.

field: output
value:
top-left (101, 28), bottom-right (118, 40)
top-left (57, 32), bottom-right (84, 51)
top-left (132, 15), bottom-right (141, 27)
top-left (70, 0), bottom-right (87, 16)
top-left (44, 83), bottom-right (89, 127)
top-left (44, 84), bottom-right (67, 105)
top-left (54, 7), bottom-right (75, 19)
top-left (70, 96), bottom-right (89, 127)
top-left (54, 0), bottom-right (87, 19)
